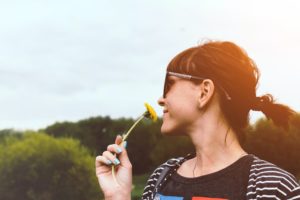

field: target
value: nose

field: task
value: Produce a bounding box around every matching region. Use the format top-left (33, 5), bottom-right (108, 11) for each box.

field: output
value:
top-left (157, 96), bottom-right (165, 107)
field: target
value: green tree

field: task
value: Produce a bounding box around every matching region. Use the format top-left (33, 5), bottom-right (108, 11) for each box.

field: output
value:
top-left (43, 116), bottom-right (162, 174)
top-left (149, 135), bottom-right (194, 168)
top-left (244, 114), bottom-right (300, 176)
top-left (0, 132), bottom-right (101, 200)
top-left (126, 119), bottom-right (162, 174)
top-left (42, 114), bottom-right (300, 177)
top-left (0, 129), bottom-right (22, 143)
top-left (43, 116), bottom-right (133, 155)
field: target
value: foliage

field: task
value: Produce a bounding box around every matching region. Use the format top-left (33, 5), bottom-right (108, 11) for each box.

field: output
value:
top-left (0, 132), bottom-right (101, 200)
top-left (0, 129), bottom-right (22, 143)
top-left (1, 113), bottom-right (300, 199)
top-left (43, 116), bottom-right (159, 174)
top-left (14, 113), bottom-right (299, 178)
top-left (126, 119), bottom-right (162, 174)
top-left (42, 117), bottom-right (193, 174)
top-left (244, 114), bottom-right (300, 175)
top-left (42, 116), bottom-right (133, 155)
top-left (149, 135), bottom-right (193, 168)
top-left (131, 173), bottom-right (151, 200)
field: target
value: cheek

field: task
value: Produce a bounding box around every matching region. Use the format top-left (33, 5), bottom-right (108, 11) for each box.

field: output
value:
top-left (175, 92), bottom-right (199, 113)
top-left (161, 100), bottom-right (198, 134)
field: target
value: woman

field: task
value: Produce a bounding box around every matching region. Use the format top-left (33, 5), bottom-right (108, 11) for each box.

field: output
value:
top-left (95, 41), bottom-right (300, 200)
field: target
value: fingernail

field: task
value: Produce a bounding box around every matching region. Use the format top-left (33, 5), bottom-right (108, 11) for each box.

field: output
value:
top-left (123, 141), bottom-right (127, 149)
top-left (114, 158), bottom-right (120, 165)
top-left (106, 160), bottom-right (112, 165)
top-left (116, 147), bottom-right (122, 153)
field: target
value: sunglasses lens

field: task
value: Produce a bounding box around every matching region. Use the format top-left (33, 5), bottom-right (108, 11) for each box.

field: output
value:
top-left (163, 74), bottom-right (168, 97)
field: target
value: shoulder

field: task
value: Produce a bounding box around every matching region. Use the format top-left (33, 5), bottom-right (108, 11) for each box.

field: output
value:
top-left (141, 156), bottom-right (185, 200)
top-left (247, 156), bottom-right (300, 199)
top-left (148, 156), bottom-right (185, 179)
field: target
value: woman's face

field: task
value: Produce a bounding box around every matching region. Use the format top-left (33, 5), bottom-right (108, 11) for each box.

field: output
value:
top-left (158, 75), bottom-right (201, 135)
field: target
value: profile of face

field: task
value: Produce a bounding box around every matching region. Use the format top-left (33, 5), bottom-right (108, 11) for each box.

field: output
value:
top-left (157, 73), bottom-right (211, 136)
top-left (157, 41), bottom-right (262, 138)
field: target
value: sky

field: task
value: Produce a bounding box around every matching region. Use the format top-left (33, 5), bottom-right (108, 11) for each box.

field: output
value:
top-left (0, 0), bottom-right (300, 130)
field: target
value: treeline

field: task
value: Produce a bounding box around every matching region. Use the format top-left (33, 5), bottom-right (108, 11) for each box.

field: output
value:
top-left (40, 114), bottom-right (300, 177)
top-left (1, 114), bottom-right (300, 200)
top-left (41, 116), bottom-right (194, 174)
top-left (0, 132), bottom-right (101, 200)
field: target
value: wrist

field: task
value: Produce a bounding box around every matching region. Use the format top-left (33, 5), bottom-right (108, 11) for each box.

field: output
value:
top-left (104, 191), bottom-right (131, 200)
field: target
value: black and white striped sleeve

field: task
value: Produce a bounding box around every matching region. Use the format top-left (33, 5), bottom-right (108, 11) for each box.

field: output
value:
top-left (141, 164), bottom-right (164, 200)
top-left (247, 157), bottom-right (300, 200)
top-left (141, 157), bottom-right (184, 200)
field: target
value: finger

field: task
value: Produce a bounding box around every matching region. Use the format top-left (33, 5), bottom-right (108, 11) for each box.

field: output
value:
top-left (103, 151), bottom-right (120, 166)
top-left (115, 135), bottom-right (123, 145)
top-left (95, 155), bottom-right (113, 166)
top-left (107, 144), bottom-right (123, 154)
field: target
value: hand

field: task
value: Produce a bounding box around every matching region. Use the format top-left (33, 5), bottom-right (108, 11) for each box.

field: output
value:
top-left (95, 135), bottom-right (132, 200)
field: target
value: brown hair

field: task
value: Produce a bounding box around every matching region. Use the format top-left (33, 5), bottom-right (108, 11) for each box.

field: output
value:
top-left (166, 41), bottom-right (295, 141)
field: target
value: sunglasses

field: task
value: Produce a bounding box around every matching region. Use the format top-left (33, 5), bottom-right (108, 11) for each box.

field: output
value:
top-left (163, 71), bottom-right (231, 100)
top-left (163, 71), bottom-right (206, 98)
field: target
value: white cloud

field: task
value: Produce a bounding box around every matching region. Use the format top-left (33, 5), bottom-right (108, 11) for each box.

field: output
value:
top-left (1, 0), bottom-right (300, 129)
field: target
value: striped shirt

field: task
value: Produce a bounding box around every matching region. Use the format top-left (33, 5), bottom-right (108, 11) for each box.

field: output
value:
top-left (141, 154), bottom-right (300, 200)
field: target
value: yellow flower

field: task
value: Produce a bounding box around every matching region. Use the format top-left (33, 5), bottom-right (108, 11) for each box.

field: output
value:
top-left (144, 103), bottom-right (157, 122)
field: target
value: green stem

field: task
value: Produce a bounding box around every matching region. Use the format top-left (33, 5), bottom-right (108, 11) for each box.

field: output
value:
top-left (122, 114), bottom-right (145, 141)
top-left (112, 113), bottom-right (146, 185)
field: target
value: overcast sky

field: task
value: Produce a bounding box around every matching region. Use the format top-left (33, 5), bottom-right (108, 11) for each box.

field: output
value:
top-left (1, 0), bottom-right (300, 130)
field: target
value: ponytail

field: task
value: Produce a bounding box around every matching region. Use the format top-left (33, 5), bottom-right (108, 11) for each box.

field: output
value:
top-left (251, 94), bottom-right (295, 129)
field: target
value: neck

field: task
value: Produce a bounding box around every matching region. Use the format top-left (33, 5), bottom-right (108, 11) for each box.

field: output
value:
top-left (187, 115), bottom-right (247, 177)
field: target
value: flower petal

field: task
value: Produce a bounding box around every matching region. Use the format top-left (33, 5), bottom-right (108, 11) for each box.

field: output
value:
top-left (144, 103), bottom-right (158, 122)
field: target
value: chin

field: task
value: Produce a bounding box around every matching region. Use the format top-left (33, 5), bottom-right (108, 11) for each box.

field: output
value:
top-left (160, 124), bottom-right (172, 135)
top-left (160, 128), bottom-right (170, 135)
top-left (161, 124), bottom-right (184, 136)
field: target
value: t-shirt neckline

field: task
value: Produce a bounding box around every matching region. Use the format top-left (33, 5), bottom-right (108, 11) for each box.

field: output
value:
top-left (172, 153), bottom-right (254, 184)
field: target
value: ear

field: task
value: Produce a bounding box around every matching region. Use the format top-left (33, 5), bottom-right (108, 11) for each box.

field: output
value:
top-left (197, 79), bottom-right (215, 109)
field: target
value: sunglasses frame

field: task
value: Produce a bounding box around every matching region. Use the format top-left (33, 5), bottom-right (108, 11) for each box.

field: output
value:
top-left (163, 71), bottom-right (231, 100)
